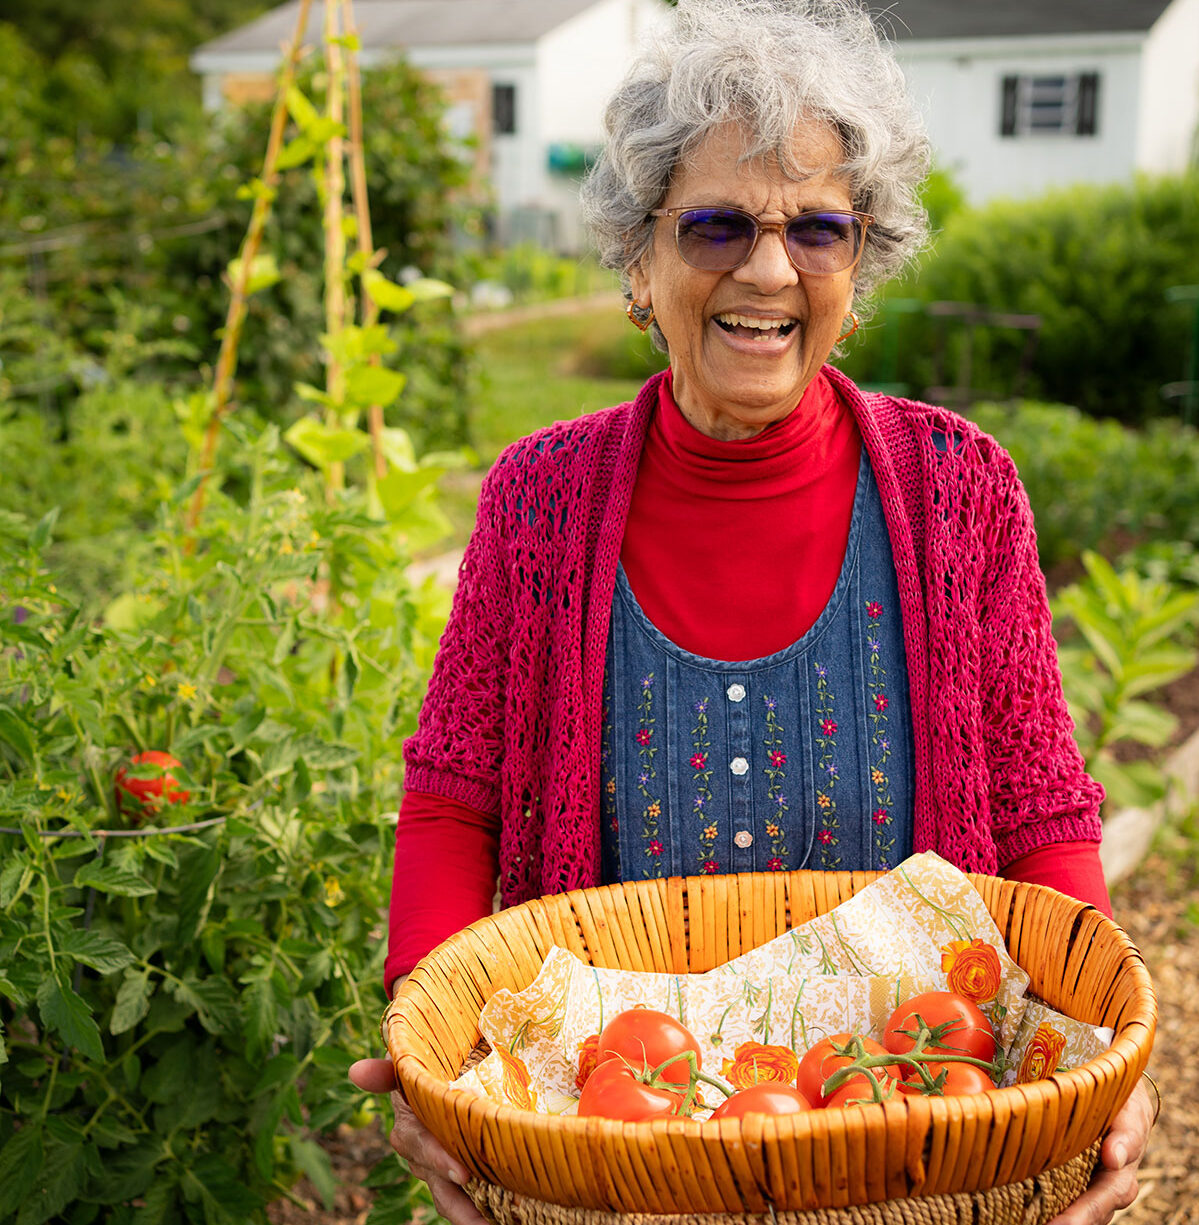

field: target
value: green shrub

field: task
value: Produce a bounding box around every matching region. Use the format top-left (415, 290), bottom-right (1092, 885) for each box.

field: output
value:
top-left (967, 401), bottom-right (1199, 572)
top-left (843, 174), bottom-right (1199, 423)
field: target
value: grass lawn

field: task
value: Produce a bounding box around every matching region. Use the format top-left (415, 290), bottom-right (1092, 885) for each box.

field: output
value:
top-left (436, 304), bottom-right (666, 549)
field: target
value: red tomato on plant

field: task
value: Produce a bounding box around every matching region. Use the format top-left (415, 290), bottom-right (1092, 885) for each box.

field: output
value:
top-left (883, 991), bottom-right (996, 1064)
top-left (824, 1071), bottom-right (899, 1109)
top-left (900, 1060), bottom-right (996, 1097)
top-left (575, 1056), bottom-right (685, 1121)
top-left (115, 750), bottom-right (190, 817)
top-left (709, 1082), bottom-right (813, 1120)
top-left (795, 1033), bottom-right (899, 1107)
top-left (596, 1008), bottom-right (701, 1087)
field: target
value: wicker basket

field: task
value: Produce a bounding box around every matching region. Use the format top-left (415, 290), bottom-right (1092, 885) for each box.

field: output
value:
top-left (383, 871), bottom-right (1156, 1219)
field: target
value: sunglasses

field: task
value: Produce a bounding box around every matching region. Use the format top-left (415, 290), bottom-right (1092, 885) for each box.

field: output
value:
top-left (650, 205), bottom-right (874, 275)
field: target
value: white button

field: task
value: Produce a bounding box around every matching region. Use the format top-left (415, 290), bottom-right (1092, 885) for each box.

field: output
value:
top-left (734, 830), bottom-right (754, 848)
top-left (726, 683), bottom-right (746, 702)
top-left (730, 757), bottom-right (749, 776)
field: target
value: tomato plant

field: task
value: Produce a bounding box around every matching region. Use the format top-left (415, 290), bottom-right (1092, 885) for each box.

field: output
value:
top-left (576, 1057), bottom-right (685, 1121)
top-left (883, 991), bottom-right (996, 1064)
top-left (796, 1033), bottom-right (899, 1107)
top-left (114, 748), bottom-right (190, 816)
top-left (709, 1083), bottom-right (812, 1120)
top-left (596, 1008), bottom-right (702, 1087)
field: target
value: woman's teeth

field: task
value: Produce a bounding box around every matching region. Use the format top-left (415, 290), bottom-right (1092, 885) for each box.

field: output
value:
top-left (714, 313), bottom-right (798, 338)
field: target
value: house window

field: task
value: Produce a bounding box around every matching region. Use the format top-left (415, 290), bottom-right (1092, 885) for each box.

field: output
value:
top-left (492, 83), bottom-right (517, 135)
top-left (1000, 72), bottom-right (1099, 137)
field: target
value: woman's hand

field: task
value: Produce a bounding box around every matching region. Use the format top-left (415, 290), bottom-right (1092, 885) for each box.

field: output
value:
top-left (348, 1058), bottom-right (490, 1225)
top-left (1047, 1079), bottom-right (1156, 1225)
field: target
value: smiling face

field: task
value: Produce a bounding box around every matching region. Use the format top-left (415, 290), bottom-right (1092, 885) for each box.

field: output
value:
top-left (628, 121), bottom-right (861, 440)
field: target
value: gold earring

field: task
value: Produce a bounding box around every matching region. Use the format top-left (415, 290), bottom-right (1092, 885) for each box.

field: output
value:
top-left (836, 311), bottom-right (861, 344)
top-left (626, 301), bottom-right (655, 333)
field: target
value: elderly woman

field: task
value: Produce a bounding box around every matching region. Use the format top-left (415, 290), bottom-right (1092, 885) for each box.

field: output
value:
top-left (350, 1), bottom-right (1155, 1221)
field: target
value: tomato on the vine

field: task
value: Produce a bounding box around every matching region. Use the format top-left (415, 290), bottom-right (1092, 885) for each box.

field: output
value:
top-left (796, 1033), bottom-right (899, 1107)
top-left (883, 991), bottom-right (996, 1064)
top-left (709, 1083), bottom-right (812, 1120)
top-left (900, 1060), bottom-right (996, 1097)
top-left (115, 750), bottom-right (190, 817)
top-left (595, 1008), bottom-right (701, 1087)
top-left (575, 1056), bottom-right (685, 1121)
top-left (824, 1071), bottom-right (899, 1109)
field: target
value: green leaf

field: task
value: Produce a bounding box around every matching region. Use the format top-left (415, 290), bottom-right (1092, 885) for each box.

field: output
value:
top-left (405, 277), bottom-right (455, 303)
top-left (284, 417), bottom-right (371, 470)
top-left (226, 253), bottom-right (281, 296)
top-left (286, 86), bottom-right (319, 130)
top-left (1091, 756), bottom-right (1167, 809)
top-left (344, 364), bottom-right (407, 410)
top-left (361, 270), bottom-right (415, 314)
top-left (28, 507), bottom-right (60, 552)
top-left (17, 1136), bottom-right (86, 1225)
top-left (376, 466), bottom-right (442, 518)
top-left (274, 133), bottom-right (316, 170)
top-left (184, 1154), bottom-right (264, 1219)
top-left (289, 1138), bottom-right (339, 1211)
top-left (0, 1121), bottom-right (43, 1216)
top-left (291, 734), bottom-right (359, 770)
top-left (243, 977), bottom-right (279, 1062)
top-left (171, 975), bottom-right (240, 1035)
top-left (1105, 700), bottom-right (1177, 747)
top-left (36, 975), bottom-right (103, 1061)
top-left (110, 969), bottom-right (153, 1035)
top-left (1120, 647), bottom-right (1199, 698)
top-left (174, 844), bottom-right (220, 945)
top-left (72, 862), bottom-right (156, 898)
top-left (58, 930), bottom-right (135, 975)
top-left (0, 704), bottom-right (38, 766)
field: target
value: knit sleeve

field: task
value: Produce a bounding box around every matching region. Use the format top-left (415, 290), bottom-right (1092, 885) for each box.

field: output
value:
top-left (974, 445), bottom-right (1105, 865)
top-left (401, 458), bottom-right (513, 814)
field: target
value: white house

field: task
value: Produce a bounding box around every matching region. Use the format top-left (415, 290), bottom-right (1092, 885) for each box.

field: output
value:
top-left (191, 0), bottom-right (1199, 243)
top-left (189, 0), bottom-right (671, 251)
top-left (883, 0), bottom-right (1199, 203)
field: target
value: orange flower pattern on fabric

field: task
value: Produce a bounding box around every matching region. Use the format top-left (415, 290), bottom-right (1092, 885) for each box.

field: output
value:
top-left (498, 1046), bottom-right (538, 1110)
top-left (1017, 1023), bottom-right (1068, 1083)
top-left (940, 937), bottom-right (1003, 1004)
top-left (575, 1033), bottom-right (600, 1092)
top-left (720, 1041), bottom-right (801, 1089)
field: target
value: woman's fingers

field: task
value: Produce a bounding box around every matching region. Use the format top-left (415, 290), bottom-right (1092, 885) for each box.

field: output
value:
top-left (1046, 1081), bottom-right (1155, 1225)
top-left (348, 1056), bottom-right (398, 1094)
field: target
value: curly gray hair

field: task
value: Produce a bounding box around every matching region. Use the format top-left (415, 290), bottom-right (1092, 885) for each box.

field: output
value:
top-left (580, 0), bottom-right (931, 346)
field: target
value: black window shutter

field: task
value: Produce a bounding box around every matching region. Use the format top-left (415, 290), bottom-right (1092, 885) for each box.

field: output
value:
top-left (1000, 75), bottom-right (1019, 137)
top-left (1077, 72), bottom-right (1099, 135)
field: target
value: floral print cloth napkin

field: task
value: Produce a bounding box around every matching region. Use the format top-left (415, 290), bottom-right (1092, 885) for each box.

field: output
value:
top-left (449, 852), bottom-right (1111, 1112)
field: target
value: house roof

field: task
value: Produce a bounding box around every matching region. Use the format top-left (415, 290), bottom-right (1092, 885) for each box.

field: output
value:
top-left (195, 0), bottom-right (601, 57)
top-left (196, 0), bottom-right (1180, 60)
top-left (872, 0), bottom-right (1176, 41)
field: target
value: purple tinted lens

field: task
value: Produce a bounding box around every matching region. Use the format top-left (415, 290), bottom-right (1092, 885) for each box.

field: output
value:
top-left (675, 209), bottom-right (756, 269)
top-left (785, 213), bottom-right (859, 270)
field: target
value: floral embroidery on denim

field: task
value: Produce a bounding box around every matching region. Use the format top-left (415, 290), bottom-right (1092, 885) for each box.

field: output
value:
top-left (601, 672), bottom-right (618, 850)
top-left (812, 662), bottom-right (841, 867)
top-left (865, 602), bottom-right (896, 868)
top-left (690, 696), bottom-right (719, 873)
top-left (762, 696), bottom-right (789, 870)
top-left (635, 672), bottom-right (663, 876)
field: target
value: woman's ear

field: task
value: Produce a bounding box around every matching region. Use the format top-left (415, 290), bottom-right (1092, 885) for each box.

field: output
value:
top-left (627, 256), bottom-right (652, 311)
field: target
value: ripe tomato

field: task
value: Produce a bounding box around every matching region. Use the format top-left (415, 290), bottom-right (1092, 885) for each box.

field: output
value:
top-left (709, 1083), bottom-right (813, 1120)
top-left (884, 991), bottom-right (996, 1064)
top-left (115, 750), bottom-right (190, 817)
top-left (576, 1056), bottom-right (684, 1121)
top-left (900, 1061), bottom-right (996, 1097)
top-left (795, 1033), bottom-right (899, 1107)
top-left (824, 1071), bottom-right (899, 1109)
top-left (595, 1008), bottom-right (701, 1087)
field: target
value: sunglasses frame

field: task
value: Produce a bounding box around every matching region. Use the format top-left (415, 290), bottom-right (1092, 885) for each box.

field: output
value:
top-left (650, 205), bottom-right (875, 275)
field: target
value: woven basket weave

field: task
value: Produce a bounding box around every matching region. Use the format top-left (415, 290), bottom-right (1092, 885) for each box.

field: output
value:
top-left (383, 871), bottom-right (1155, 1220)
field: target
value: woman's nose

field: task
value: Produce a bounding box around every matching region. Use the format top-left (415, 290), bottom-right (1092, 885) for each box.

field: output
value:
top-left (732, 223), bottom-right (800, 292)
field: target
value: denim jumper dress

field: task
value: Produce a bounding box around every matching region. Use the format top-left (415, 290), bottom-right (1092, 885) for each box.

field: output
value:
top-left (600, 450), bottom-right (913, 881)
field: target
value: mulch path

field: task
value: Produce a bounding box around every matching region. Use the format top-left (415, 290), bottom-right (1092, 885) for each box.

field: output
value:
top-left (268, 840), bottom-right (1199, 1225)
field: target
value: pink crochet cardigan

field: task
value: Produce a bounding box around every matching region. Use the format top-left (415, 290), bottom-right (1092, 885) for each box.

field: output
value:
top-left (402, 367), bottom-right (1103, 906)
